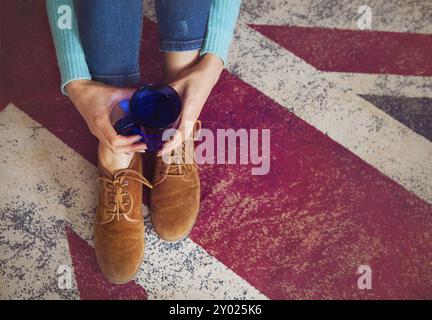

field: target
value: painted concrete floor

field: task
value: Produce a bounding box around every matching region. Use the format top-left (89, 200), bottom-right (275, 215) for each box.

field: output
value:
top-left (1, 0), bottom-right (431, 299)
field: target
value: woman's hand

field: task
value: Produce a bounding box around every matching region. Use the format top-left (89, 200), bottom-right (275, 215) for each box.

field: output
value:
top-left (158, 53), bottom-right (224, 156)
top-left (66, 79), bottom-right (147, 154)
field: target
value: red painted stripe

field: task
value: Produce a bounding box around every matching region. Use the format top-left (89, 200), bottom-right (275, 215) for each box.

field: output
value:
top-left (0, 0), bottom-right (60, 110)
top-left (2, 1), bottom-right (432, 299)
top-left (65, 226), bottom-right (147, 300)
top-left (250, 25), bottom-right (432, 76)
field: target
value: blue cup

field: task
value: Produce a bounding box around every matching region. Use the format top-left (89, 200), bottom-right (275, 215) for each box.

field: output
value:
top-left (110, 84), bottom-right (182, 152)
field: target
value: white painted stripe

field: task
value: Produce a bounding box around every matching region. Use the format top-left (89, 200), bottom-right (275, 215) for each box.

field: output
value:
top-left (238, 0), bottom-right (432, 34)
top-left (140, 223), bottom-right (266, 300)
top-left (324, 72), bottom-right (432, 99)
top-left (0, 104), bottom-right (267, 300)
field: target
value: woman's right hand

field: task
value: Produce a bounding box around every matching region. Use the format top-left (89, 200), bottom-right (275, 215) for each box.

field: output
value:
top-left (66, 79), bottom-right (146, 154)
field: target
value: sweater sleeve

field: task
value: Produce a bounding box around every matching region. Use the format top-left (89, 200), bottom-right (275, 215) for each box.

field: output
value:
top-left (46, 0), bottom-right (91, 95)
top-left (200, 0), bottom-right (241, 65)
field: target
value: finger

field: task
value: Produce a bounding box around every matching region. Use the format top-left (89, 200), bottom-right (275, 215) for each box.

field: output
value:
top-left (112, 143), bottom-right (147, 154)
top-left (158, 131), bottom-right (183, 156)
top-left (156, 116), bottom-right (198, 156)
top-left (158, 142), bottom-right (175, 157)
top-left (96, 117), bottom-right (143, 148)
top-left (93, 125), bottom-right (142, 151)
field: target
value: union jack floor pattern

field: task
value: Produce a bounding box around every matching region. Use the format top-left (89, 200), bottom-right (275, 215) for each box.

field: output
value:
top-left (1, 0), bottom-right (431, 299)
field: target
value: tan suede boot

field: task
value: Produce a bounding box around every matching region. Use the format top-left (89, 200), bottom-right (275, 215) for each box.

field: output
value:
top-left (95, 153), bottom-right (152, 284)
top-left (151, 121), bottom-right (201, 242)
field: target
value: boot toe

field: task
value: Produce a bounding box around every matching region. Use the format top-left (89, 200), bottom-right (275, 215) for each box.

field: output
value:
top-left (95, 235), bottom-right (144, 284)
top-left (151, 191), bottom-right (200, 242)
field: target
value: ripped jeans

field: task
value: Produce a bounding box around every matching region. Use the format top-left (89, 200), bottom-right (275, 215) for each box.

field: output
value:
top-left (75, 0), bottom-right (211, 86)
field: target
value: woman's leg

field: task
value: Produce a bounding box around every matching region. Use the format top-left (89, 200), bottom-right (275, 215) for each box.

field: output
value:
top-left (74, 1), bottom-right (147, 284)
top-left (75, 0), bottom-right (144, 173)
top-left (151, 0), bottom-right (211, 242)
top-left (76, 0), bottom-right (143, 86)
top-left (155, 0), bottom-right (211, 80)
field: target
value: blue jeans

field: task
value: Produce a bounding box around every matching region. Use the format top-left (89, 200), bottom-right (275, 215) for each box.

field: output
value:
top-left (76, 0), bottom-right (211, 86)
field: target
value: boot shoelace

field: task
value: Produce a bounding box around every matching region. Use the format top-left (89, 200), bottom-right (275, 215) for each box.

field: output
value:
top-left (97, 169), bottom-right (153, 224)
top-left (160, 148), bottom-right (196, 177)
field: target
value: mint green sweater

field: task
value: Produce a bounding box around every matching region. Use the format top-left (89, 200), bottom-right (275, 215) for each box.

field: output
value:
top-left (46, 0), bottom-right (241, 95)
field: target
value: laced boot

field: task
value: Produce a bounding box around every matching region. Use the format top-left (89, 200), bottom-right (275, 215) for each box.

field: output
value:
top-left (150, 121), bottom-right (201, 242)
top-left (95, 153), bottom-right (152, 283)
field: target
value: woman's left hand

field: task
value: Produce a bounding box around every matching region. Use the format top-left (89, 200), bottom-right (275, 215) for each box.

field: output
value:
top-left (157, 53), bottom-right (224, 157)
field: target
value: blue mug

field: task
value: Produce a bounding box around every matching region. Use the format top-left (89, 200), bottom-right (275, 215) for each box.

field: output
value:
top-left (110, 84), bottom-right (182, 152)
